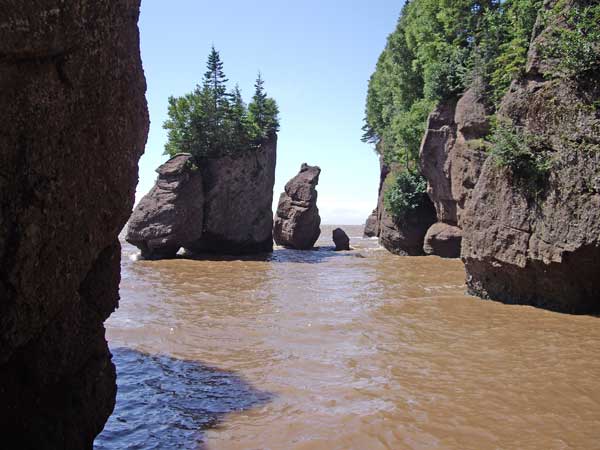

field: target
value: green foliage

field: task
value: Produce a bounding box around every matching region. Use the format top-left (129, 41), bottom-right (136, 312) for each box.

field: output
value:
top-left (383, 170), bottom-right (429, 220)
top-left (363, 0), bottom-right (545, 164)
top-left (489, 124), bottom-right (553, 190)
top-left (540, 2), bottom-right (600, 79)
top-left (163, 47), bottom-right (279, 161)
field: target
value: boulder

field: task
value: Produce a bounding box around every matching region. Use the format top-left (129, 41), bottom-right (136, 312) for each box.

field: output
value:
top-left (185, 137), bottom-right (277, 255)
top-left (461, 1), bottom-right (600, 314)
top-left (423, 223), bottom-right (462, 258)
top-left (0, 1), bottom-right (148, 447)
top-left (273, 163), bottom-right (321, 249)
top-left (333, 228), bottom-right (351, 251)
top-left (126, 154), bottom-right (203, 259)
top-left (363, 209), bottom-right (379, 237)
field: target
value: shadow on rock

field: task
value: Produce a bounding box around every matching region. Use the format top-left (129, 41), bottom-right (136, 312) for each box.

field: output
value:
top-left (94, 348), bottom-right (273, 450)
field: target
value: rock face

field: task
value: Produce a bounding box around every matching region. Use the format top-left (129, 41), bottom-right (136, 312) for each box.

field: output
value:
top-left (126, 154), bottom-right (203, 259)
top-left (462, 2), bottom-right (600, 314)
top-left (423, 223), bottom-right (463, 258)
top-left (333, 228), bottom-right (351, 251)
top-left (418, 85), bottom-right (490, 257)
top-left (186, 137), bottom-right (277, 255)
top-left (0, 1), bottom-right (148, 448)
top-left (363, 209), bottom-right (379, 237)
top-left (378, 187), bottom-right (437, 256)
top-left (273, 163), bottom-right (321, 249)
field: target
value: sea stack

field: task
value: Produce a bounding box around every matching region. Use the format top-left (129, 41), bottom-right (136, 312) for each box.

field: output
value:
top-left (126, 154), bottom-right (204, 259)
top-left (273, 163), bottom-right (322, 249)
top-left (128, 137), bottom-right (277, 257)
top-left (333, 228), bottom-right (351, 251)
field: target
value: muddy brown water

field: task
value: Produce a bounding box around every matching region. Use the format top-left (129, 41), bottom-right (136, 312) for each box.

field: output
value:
top-left (95, 225), bottom-right (600, 450)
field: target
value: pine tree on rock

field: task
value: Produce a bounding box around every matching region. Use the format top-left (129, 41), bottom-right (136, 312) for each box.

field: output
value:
top-left (163, 48), bottom-right (280, 161)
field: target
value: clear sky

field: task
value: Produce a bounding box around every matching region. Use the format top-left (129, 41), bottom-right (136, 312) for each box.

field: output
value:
top-left (137, 0), bottom-right (402, 224)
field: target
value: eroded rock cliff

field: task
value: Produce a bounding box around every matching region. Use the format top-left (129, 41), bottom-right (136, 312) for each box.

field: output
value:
top-left (0, 0), bottom-right (148, 447)
top-left (462, 1), bottom-right (600, 313)
top-left (418, 87), bottom-right (489, 257)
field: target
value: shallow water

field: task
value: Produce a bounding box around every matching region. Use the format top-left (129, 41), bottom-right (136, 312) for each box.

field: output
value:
top-left (96, 225), bottom-right (600, 449)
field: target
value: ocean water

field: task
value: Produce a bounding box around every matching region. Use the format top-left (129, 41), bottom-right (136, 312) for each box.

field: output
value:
top-left (95, 225), bottom-right (600, 449)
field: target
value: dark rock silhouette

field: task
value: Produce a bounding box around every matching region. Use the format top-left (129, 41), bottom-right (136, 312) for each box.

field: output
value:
top-left (126, 154), bottom-right (204, 259)
top-left (0, 1), bottom-right (148, 448)
top-left (462, 3), bottom-right (600, 313)
top-left (273, 163), bottom-right (322, 250)
top-left (333, 228), bottom-right (351, 251)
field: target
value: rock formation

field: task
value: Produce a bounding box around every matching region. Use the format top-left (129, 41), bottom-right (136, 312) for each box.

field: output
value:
top-left (273, 163), bottom-right (321, 249)
top-left (333, 228), bottom-right (350, 251)
top-left (423, 223), bottom-right (463, 258)
top-left (378, 181), bottom-right (437, 256)
top-left (186, 136), bottom-right (277, 255)
top-left (462, 2), bottom-right (600, 313)
top-left (363, 209), bottom-right (378, 237)
top-left (0, 1), bottom-right (148, 448)
top-left (126, 154), bottom-right (203, 259)
top-left (418, 85), bottom-right (489, 258)
top-left (128, 137), bottom-right (277, 258)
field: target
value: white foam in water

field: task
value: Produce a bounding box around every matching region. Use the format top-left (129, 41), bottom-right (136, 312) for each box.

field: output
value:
top-left (128, 253), bottom-right (141, 262)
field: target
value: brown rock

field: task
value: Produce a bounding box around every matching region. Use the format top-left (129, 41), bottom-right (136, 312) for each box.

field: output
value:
top-left (126, 154), bottom-right (204, 259)
top-left (273, 163), bottom-right (321, 249)
top-left (363, 209), bottom-right (379, 237)
top-left (462, 2), bottom-right (600, 314)
top-left (0, 0), bottom-right (148, 448)
top-left (333, 228), bottom-right (351, 251)
top-left (423, 223), bottom-right (462, 258)
top-left (185, 136), bottom-right (277, 255)
top-left (379, 194), bottom-right (437, 256)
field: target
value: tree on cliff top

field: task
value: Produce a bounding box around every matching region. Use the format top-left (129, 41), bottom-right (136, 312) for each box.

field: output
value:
top-left (163, 48), bottom-right (279, 161)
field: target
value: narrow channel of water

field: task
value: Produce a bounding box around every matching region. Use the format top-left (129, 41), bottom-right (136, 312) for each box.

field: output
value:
top-left (95, 225), bottom-right (600, 449)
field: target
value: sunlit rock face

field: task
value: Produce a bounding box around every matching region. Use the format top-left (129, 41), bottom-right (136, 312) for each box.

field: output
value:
top-left (462, 0), bottom-right (600, 313)
top-left (0, 1), bottom-right (148, 447)
top-left (127, 154), bottom-right (204, 260)
top-left (274, 163), bottom-right (322, 250)
top-left (186, 136), bottom-right (278, 255)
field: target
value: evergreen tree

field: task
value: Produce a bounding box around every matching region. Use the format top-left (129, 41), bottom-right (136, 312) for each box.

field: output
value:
top-left (163, 48), bottom-right (280, 161)
top-left (227, 85), bottom-right (251, 153)
top-left (249, 73), bottom-right (280, 141)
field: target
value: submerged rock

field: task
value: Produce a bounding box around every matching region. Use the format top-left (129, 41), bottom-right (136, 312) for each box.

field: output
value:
top-left (186, 136), bottom-right (277, 255)
top-left (126, 154), bottom-right (204, 259)
top-left (0, 0), bottom-right (148, 447)
top-left (462, 2), bottom-right (600, 314)
top-left (333, 228), bottom-right (351, 251)
top-left (423, 223), bottom-right (462, 258)
top-left (363, 209), bottom-right (379, 237)
top-left (273, 163), bottom-right (322, 249)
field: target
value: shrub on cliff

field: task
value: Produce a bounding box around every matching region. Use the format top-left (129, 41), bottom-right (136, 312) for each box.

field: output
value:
top-left (163, 47), bottom-right (279, 161)
top-left (540, 2), bottom-right (600, 81)
top-left (489, 124), bottom-right (553, 192)
top-left (384, 170), bottom-right (429, 221)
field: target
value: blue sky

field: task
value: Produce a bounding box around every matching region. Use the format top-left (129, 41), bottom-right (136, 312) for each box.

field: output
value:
top-left (137, 0), bottom-right (402, 224)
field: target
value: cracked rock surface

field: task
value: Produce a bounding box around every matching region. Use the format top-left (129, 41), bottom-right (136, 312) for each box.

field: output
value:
top-left (0, 1), bottom-right (148, 447)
